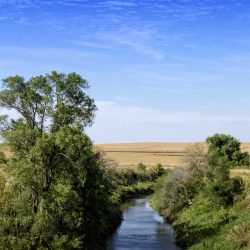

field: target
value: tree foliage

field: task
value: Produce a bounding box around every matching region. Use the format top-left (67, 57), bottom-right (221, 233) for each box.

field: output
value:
top-left (154, 134), bottom-right (245, 224)
top-left (156, 144), bottom-right (207, 219)
top-left (206, 133), bottom-right (250, 167)
top-left (204, 134), bottom-right (246, 206)
top-left (205, 151), bottom-right (244, 207)
top-left (0, 71), bottom-right (119, 249)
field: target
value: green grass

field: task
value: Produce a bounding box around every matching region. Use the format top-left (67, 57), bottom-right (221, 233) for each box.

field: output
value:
top-left (111, 181), bottom-right (155, 204)
top-left (151, 168), bottom-right (250, 249)
top-left (189, 197), bottom-right (250, 250)
top-left (173, 194), bottom-right (228, 248)
top-left (174, 172), bottom-right (250, 249)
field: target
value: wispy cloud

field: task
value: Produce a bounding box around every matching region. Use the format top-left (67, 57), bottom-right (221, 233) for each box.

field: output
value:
top-left (99, 1), bottom-right (137, 8)
top-left (71, 40), bottom-right (112, 50)
top-left (0, 45), bottom-right (105, 78)
top-left (2, 0), bottom-right (250, 143)
top-left (0, 0), bottom-right (246, 62)
top-left (99, 27), bottom-right (165, 60)
top-left (87, 101), bottom-right (250, 143)
top-left (0, 45), bottom-right (102, 61)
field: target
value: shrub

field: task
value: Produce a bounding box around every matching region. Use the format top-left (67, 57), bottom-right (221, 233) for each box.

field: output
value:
top-left (137, 162), bottom-right (147, 172)
top-left (154, 163), bottom-right (165, 176)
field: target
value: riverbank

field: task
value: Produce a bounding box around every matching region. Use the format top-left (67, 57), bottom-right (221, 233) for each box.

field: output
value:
top-left (151, 166), bottom-right (250, 249)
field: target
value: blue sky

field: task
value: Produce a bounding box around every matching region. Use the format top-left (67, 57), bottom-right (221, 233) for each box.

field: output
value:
top-left (1, 0), bottom-right (250, 143)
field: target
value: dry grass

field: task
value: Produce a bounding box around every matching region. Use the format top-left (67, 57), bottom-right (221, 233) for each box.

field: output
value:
top-left (96, 142), bottom-right (197, 167)
top-left (96, 142), bottom-right (192, 152)
top-left (241, 143), bottom-right (250, 154)
top-left (96, 142), bottom-right (250, 168)
top-left (1, 142), bottom-right (250, 168)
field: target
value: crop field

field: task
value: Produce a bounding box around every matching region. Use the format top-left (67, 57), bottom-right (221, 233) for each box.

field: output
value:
top-left (96, 142), bottom-right (190, 167)
top-left (96, 142), bottom-right (250, 167)
top-left (2, 142), bottom-right (250, 168)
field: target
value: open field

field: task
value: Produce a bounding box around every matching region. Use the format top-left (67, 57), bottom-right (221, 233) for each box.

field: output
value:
top-left (96, 142), bottom-right (190, 167)
top-left (96, 142), bottom-right (250, 167)
top-left (2, 142), bottom-right (250, 168)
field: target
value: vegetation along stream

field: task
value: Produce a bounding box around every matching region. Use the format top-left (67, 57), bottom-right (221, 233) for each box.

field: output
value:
top-left (107, 195), bottom-right (181, 250)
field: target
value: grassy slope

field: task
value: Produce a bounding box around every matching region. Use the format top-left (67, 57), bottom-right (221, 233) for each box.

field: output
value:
top-left (174, 171), bottom-right (250, 250)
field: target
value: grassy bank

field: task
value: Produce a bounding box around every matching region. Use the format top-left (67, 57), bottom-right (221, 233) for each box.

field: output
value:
top-left (107, 164), bottom-right (165, 204)
top-left (152, 136), bottom-right (250, 249)
top-left (152, 170), bottom-right (250, 249)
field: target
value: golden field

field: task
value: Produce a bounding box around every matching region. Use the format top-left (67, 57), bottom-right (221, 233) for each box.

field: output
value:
top-left (96, 142), bottom-right (250, 167)
top-left (2, 141), bottom-right (250, 168)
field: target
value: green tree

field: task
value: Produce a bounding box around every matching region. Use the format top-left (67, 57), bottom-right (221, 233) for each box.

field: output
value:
top-left (206, 133), bottom-right (249, 167)
top-left (205, 154), bottom-right (244, 206)
top-left (205, 134), bottom-right (245, 206)
top-left (0, 71), bottom-right (119, 249)
top-left (154, 163), bottom-right (165, 176)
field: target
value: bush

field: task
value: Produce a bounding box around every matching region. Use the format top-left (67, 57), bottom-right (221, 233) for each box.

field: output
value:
top-left (174, 194), bottom-right (228, 248)
top-left (154, 163), bottom-right (165, 176)
top-left (205, 155), bottom-right (244, 206)
top-left (137, 162), bottom-right (147, 172)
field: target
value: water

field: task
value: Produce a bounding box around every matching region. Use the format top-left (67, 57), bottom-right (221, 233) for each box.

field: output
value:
top-left (107, 196), bottom-right (181, 250)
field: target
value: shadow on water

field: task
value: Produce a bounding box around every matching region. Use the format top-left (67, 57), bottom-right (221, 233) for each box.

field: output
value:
top-left (107, 196), bottom-right (181, 250)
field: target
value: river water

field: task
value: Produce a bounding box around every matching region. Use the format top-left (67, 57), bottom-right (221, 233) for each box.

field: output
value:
top-left (107, 196), bottom-right (181, 250)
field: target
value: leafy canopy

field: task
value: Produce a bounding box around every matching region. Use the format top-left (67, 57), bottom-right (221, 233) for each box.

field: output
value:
top-left (0, 71), bottom-right (118, 249)
top-left (0, 71), bottom-right (96, 133)
top-left (206, 133), bottom-right (249, 167)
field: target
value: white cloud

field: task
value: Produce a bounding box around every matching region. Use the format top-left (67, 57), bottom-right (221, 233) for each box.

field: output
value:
top-left (86, 101), bottom-right (250, 143)
top-left (94, 101), bottom-right (250, 125)
top-left (71, 40), bottom-right (112, 50)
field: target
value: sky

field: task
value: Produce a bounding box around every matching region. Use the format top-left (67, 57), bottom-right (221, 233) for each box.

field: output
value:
top-left (1, 0), bottom-right (250, 143)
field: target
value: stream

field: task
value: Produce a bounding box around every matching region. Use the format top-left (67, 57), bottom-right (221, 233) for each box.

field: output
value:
top-left (107, 196), bottom-right (181, 250)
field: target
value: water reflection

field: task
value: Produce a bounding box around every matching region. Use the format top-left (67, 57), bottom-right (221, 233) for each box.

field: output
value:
top-left (107, 196), bottom-right (181, 250)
